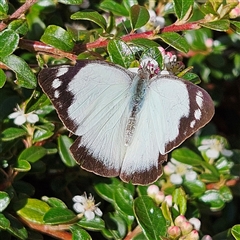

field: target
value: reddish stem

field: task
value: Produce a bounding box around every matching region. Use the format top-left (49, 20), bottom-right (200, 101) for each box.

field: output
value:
top-left (0, 0), bottom-right (38, 31)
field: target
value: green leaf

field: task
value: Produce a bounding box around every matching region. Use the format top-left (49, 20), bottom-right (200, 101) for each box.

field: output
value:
top-left (58, 0), bottom-right (83, 4)
top-left (114, 187), bottom-right (134, 217)
top-left (40, 25), bottom-right (74, 52)
top-left (107, 39), bottom-right (135, 67)
top-left (4, 213), bottom-right (28, 239)
top-left (182, 72), bottom-right (201, 84)
top-left (0, 29), bottom-right (19, 58)
top-left (200, 19), bottom-right (230, 31)
top-left (102, 213), bottom-right (127, 239)
top-left (232, 224), bottom-right (240, 240)
top-left (100, 0), bottom-right (129, 16)
top-left (0, 213), bottom-right (10, 229)
top-left (1, 127), bottom-right (27, 141)
top-left (0, 68), bottom-right (6, 87)
top-left (173, 0), bottom-right (194, 21)
top-left (134, 196), bottom-right (166, 239)
top-left (33, 127), bottom-right (54, 142)
top-left (8, 19), bottom-right (29, 35)
top-left (94, 178), bottom-right (121, 203)
top-left (183, 180), bottom-right (206, 197)
top-left (172, 188), bottom-right (187, 215)
top-left (13, 160), bottom-right (31, 172)
top-left (130, 5), bottom-right (149, 30)
top-left (77, 217), bottom-right (105, 231)
top-left (42, 196), bottom-right (67, 208)
top-left (58, 135), bottom-right (76, 167)
top-left (43, 207), bottom-right (76, 224)
top-left (0, 0), bottom-right (8, 19)
top-left (219, 186), bottom-right (233, 202)
top-left (16, 198), bottom-right (50, 224)
top-left (0, 54), bottom-right (37, 89)
top-left (71, 225), bottom-right (92, 240)
top-left (231, 21), bottom-right (240, 34)
top-left (13, 181), bottom-right (35, 197)
top-left (18, 146), bottom-right (47, 163)
top-left (71, 11), bottom-right (107, 30)
top-left (199, 190), bottom-right (225, 210)
top-left (158, 32), bottom-right (189, 53)
top-left (0, 192), bottom-right (10, 212)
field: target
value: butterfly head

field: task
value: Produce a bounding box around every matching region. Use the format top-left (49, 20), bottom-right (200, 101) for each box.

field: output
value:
top-left (139, 58), bottom-right (160, 78)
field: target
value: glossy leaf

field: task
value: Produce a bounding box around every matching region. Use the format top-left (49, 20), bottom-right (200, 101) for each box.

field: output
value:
top-left (71, 11), bottom-right (107, 30)
top-left (77, 217), bottom-right (105, 231)
top-left (0, 213), bottom-right (10, 229)
top-left (100, 0), bottom-right (129, 16)
top-left (114, 187), bottom-right (134, 216)
top-left (1, 127), bottom-right (27, 141)
top-left (0, 68), bottom-right (6, 87)
top-left (43, 207), bottom-right (76, 224)
top-left (8, 19), bottom-right (29, 35)
top-left (71, 224), bottom-right (92, 240)
top-left (40, 25), bottom-right (74, 52)
top-left (130, 5), bottom-right (149, 30)
top-left (0, 30), bottom-right (19, 58)
top-left (0, 192), bottom-right (10, 212)
top-left (42, 196), bottom-right (67, 208)
top-left (173, 0), bottom-right (194, 21)
top-left (58, 0), bottom-right (83, 4)
top-left (183, 180), bottom-right (206, 197)
top-left (18, 146), bottom-right (47, 163)
top-left (199, 190), bottom-right (225, 210)
top-left (134, 196), bottom-right (166, 239)
top-left (16, 198), bottom-right (50, 224)
top-left (232, 224), bottom-right (240, 240)
top-left (231, 21), bottom-right (240, 34)
top-left (33, 127), bottom-right (54, 142)
top-left (107, 39), bottom-right (135, 68)
top-left (0, 54), bottom-right (37, 89)
top-left (0, 0), bottom-right (8, 19)
top-left (158, 32), bottom-right (189, 53)
top-left (94, 178), bottom-right (121, 203)
top-left (172, 188), bottom-right (187, 215)
top-left (4, 213), bottom-right (28, 239)
top-left (58, 135), bottom-right (76, 167)
top-left (219, 186), bottom-right (233, 202)
top-left (200, 19), bottom-right (230, 32)
top-left (13, 160), bottom-right (31, 172)
top-left (13, 181), bottom-right (35, 197)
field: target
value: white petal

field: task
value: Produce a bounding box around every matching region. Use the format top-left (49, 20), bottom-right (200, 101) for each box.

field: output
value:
top-left (94, 207), bottom-right (103, 217)
top-left (221, 149), bottom-right (233, 157)
top-left (170, 173), bottom-right (183, 185)
top-left (189, 217), bottom-right (201, 231)
top-left (72, 195), bottom-right (86, 203)
top-left (27, 113), bottom-right (39, 123)
top-left (198, 145), bottom-right (209, 151)
top-left (14, 115), bottom-right (26, 125)
top-left (206, 149), bottom-right (219, 159)
top-left (8, 112), bottom-right (21, 119)
top-left (73, 202), bottom-right (85, 213)
top-left (185, 170), bottom-right (197, 181)
top-left (85, 210), bottom-right (95, 220)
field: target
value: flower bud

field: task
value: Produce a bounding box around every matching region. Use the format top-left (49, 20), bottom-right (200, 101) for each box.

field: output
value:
top-left (174, 215), bottom-right (187, 226)
top-left (164, 195), bottom-right (172, 207)
top-left (189, 217), bottom-right (201, 231)
top-left (167, 226), bottom-right (181, 238)
top-left (180, 221), bottom-right (193, 235)
top-left (201, 235), bottom-right (212, 240)
top-left (147, 185), bottom-right (159, 197)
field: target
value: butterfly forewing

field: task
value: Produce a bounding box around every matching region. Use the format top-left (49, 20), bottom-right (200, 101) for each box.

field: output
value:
top-left (38, 60), bottom-right (214, 185)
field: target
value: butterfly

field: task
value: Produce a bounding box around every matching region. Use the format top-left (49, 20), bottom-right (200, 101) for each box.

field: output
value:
top-left (38, 57), bottom-right (214, 185)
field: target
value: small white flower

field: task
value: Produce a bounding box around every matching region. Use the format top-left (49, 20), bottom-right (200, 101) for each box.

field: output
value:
top-left (164, 158), bottom-right (197, 185)
top-left (8, 105), bottom-right (39, 126)
top-left (198, 138), bottom-right (233, 160)
top-left (73, 192), bottom-right (102, 221)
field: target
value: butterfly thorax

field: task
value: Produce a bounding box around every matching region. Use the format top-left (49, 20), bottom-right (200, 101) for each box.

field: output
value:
top-left (125, 67), bottom-right (151, 146)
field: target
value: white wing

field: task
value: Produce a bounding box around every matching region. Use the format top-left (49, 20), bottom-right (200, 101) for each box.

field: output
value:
top-left (120, 74), bottom-right (214, 184)
top-left (39, 60), bottom-right (135, 177)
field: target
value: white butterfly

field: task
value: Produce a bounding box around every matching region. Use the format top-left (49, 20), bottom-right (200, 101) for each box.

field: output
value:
top-left (38, 57), bottom-right (214, 185)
